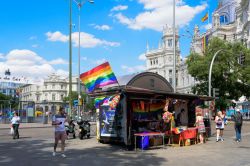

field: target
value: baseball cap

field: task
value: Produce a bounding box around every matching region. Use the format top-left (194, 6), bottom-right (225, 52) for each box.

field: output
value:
top-left (236, 108), bottom-right (240, 112)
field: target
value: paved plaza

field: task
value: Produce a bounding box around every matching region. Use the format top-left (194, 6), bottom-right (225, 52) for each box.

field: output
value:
top-left (0, 122), bottom-right (250, 166)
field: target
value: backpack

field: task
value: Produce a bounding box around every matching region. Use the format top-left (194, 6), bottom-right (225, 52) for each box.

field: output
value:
top-left (234, 113), bottom-right (242, 125)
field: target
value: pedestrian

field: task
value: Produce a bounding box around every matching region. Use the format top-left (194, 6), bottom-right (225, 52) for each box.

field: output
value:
top-left (11, 112), bottom-right (20, 139)
top-left (232, 108), bottom-right (243, 142)
top-left (196, 112), bottom-right (206, 144)
top-left (52, 107), bottom-right (67, 158)
top-left (215, 111), bottom-right (225, 142)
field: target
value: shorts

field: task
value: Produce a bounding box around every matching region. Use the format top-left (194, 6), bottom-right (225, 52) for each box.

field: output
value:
top-left (216, 128), bottom-right (224, 130)
top-left (55, 131), bottom-right (66, 141)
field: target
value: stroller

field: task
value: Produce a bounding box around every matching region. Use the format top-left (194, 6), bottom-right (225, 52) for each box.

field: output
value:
top-left (65, 119), bottom-right (76, 139)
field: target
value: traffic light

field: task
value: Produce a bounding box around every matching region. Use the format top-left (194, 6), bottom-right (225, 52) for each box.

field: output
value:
top-left (239, 53), bottom-right (245, 65)
top-left (213, 88), bottom-right (219, 99)
top-left (78, 98), bottom-right (83, 106)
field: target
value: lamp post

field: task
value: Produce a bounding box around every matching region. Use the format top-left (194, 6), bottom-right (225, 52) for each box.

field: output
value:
top-left (208, 49), bottom-right (223, 97)
top-left (69, 0), bottom-right (73, 112)
top-left (73, 0), bottom-right (94, 120)
top-left (172, 0), bottom-right (176, 93)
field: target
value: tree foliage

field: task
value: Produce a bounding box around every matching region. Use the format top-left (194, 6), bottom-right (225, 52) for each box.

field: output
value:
top-left (186, 37), bottom-right (250, 100)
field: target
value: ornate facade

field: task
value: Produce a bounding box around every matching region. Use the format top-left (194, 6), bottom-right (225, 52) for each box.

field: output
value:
top-left (145, 0), bottom-right (249, 94)
top-left (20, 73), bottom-right (82, 113)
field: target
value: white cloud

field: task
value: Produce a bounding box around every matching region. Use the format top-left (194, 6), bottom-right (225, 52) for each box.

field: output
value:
top-left (138, 53), bottom-right (146, 61)
top-left (201, 23), bottom-right (212, 30)
top-left (32, 44), bottom-right (39, 48)
top-left (46, 31), bottom-right (120, 48)
top-left (81, 57), bottom-right (88, 61)
top-left (48, 58), bottom-right (68, 65)
top-left (0, 49), bottom-right (68, 82)
top-left (94, 25), bottom-right (111, 31)
top-left (0, 53), bottom-right (5, 59)
top-left (46, 31), bottom-right (68, 42)
top-left (121, 65), bottom-right (146, 73)
top-left (114, 0), bottom-right (207, 31)
top-left (111, 5), bottom-right (128, 12)
top-left (93, 58), bottom-right (107, 65)
top-left (29, 36), bottom-right (37, 40)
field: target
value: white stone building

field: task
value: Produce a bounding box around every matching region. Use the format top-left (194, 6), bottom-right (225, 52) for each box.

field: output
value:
top-left (235, 0), bottom-right (250, 48)
top-left (145, 25), bottom-right (195, 93)
top-left (145, 0), bottom-right (249, 94)
top-left (191, 0), bottom-right (239, 54)
top-left (20, 73), bottom-right (83, 113)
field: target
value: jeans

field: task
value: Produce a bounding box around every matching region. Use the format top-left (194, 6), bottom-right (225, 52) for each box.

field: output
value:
top-left (235, 125), bottom-right (242, 141)
top-left (12, 124), bottom-right (19, 139)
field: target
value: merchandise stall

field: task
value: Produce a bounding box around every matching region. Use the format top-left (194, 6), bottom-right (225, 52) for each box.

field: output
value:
top-left (90, 72), bottom-right (213, 148)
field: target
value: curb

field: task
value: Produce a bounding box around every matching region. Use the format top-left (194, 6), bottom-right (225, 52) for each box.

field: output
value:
top-left (0, 125), bottom-right (52, 130)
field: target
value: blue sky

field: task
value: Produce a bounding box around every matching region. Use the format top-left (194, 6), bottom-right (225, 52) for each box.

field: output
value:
top-left (0, 0), bottom-right (218, 81)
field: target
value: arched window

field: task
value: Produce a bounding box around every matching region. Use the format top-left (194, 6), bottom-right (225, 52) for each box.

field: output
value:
top-left (220, 14), bottom-right (229, 25)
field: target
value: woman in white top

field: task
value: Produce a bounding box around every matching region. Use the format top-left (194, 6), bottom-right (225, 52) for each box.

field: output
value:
top-left (215, 111), bottom-right (225, 142)
top-left (11, 112), bottom-right (20, 139)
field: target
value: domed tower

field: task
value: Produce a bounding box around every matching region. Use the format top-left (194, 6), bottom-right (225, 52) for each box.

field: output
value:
top-left (162, 25), bottom-right (181, 64)
top-left (213, 0), bottom-right (240, 28)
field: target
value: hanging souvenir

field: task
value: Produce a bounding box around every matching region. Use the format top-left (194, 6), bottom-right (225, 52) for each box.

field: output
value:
top-left (109, 95), bottom-right (120, 109)
top-left (162, 111), bottom-right (172, 123)
top-left (163, 98), bottom-right (170, 112)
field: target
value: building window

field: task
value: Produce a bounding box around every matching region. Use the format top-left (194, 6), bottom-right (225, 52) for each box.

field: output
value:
top-left (168, 39), bottom-right (173, 47)
top-left (220, 14), bottom-right (229, 25)
top-left (52, 94), bottom-right (56, 101)
top-left (61, 94), bottom-right (64, 101)
top-left (169, 78), bottom-right (173, 85)
top-left (36, 95), bottom-right (39, 101)
top-left (45, 93), bottom-right (48, 100)
top-left (156, 59), bottom-right (158, 64)
top-left (224, 35), bottom-right (227, 40)
top-left (61, 85), bottom-right (63, 89)
top-left (36, 86), bottom-right (39, 91)
top-left (52, 84), bottom-right (55, 89)
top-left (169, 70), bottom-right (172, 76)
top-left (150, 60), bottom-right (153, 65)
top-left (45, 85), bottom-right (47, 90)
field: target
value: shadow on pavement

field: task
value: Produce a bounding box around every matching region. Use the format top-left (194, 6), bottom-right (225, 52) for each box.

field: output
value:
top-left (0, 139), bottom-right (168, 166)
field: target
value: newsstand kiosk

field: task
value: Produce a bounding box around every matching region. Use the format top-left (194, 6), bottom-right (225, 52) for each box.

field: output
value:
top-left (90, 72), bottom-right (213, 148)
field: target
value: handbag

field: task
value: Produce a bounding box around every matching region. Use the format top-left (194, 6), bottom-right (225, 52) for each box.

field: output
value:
top-left (9, 127), bottom-right (14, 135)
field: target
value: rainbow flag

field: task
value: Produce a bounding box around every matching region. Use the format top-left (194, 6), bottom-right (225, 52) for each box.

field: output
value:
top-left (201, 12), bottom-right (208, 22)
top-left (80, 62), bottom-right (118, 92)
top-left (94, 96), bottom-right (106, 108)
top-left (201, 35), bottom-right (209, 52)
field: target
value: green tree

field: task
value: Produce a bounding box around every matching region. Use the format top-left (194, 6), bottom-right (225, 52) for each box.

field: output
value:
top-left (0, 93), bottom-right (18, 109)
top-left (186, 37), bottom-right (250, 100)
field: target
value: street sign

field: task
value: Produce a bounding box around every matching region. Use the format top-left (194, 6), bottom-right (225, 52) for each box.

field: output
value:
top-left (73, 100), bottom-right (78, 107)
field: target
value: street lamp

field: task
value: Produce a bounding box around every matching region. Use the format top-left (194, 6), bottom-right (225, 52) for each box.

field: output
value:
top-left (172, 0), bottom-right (176, 93)
top-left (73, 0), bottom-right (94, 120)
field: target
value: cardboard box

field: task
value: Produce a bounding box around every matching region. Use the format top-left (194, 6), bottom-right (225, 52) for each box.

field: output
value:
top-left (150, 136), bottom-right (163, 146)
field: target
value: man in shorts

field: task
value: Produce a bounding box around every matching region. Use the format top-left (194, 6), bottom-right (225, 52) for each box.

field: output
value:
top-left (52, 107), bottom-right (67, 158)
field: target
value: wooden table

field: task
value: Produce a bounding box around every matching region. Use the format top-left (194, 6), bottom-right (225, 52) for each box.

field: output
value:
top-left (134, 132), bottom-right (165, 151)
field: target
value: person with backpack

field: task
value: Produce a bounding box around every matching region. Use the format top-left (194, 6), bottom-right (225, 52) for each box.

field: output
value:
top-left (232, 108), bottom-right (243, 142)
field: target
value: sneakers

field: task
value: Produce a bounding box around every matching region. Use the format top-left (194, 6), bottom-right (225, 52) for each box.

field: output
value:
top-left (53, 152), bottom-right (66, 158)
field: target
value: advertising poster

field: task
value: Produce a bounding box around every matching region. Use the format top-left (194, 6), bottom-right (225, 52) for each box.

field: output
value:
top-left (27, 107), bottom-right (34, 117)
top-left (100, 106), bottom-right (117, 137)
